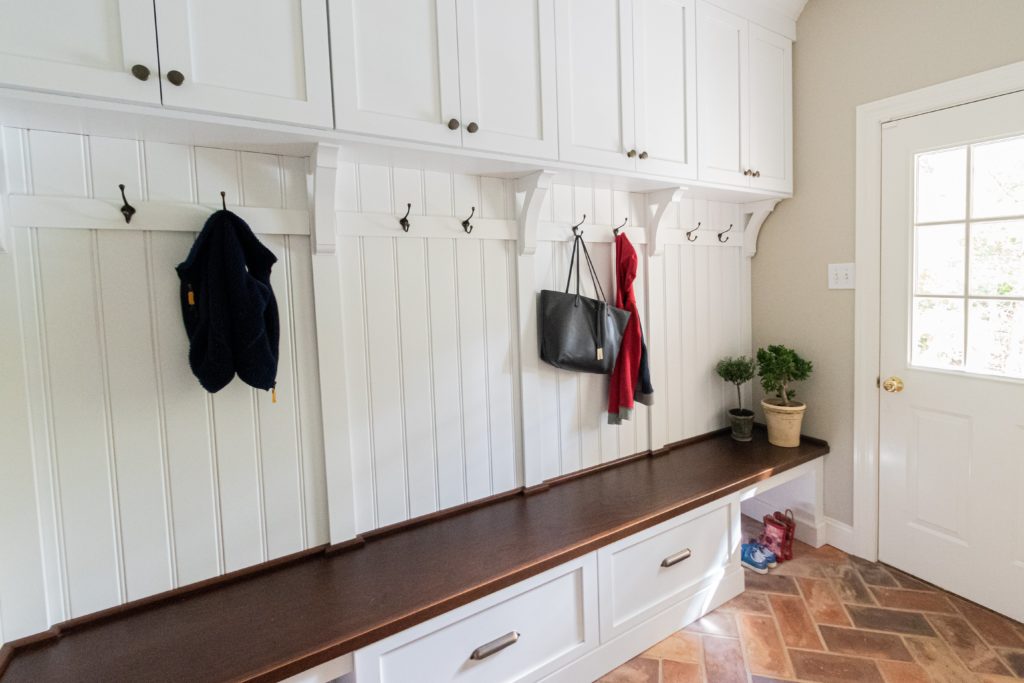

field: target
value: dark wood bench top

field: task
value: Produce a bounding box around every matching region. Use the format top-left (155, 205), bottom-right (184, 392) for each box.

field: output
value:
top-left (0, 427), bottom-right (828, 683)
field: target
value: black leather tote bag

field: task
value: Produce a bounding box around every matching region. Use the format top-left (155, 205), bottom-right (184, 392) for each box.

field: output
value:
top-left (539, 233), bottom-right (630, 374)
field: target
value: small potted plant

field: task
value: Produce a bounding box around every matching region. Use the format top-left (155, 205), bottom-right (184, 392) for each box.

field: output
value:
top-left (757, 345), bottom-right (813, 447)
top-left (715, 356), bottom-right (756, 442)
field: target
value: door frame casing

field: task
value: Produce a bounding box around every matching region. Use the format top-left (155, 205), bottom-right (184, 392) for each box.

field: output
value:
top-left (853, 60), bottom-right (1024, 561)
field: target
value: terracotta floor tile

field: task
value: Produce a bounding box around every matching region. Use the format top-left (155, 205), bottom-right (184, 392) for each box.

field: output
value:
top-left (882, 565), bottom-right (937, 592)
top-left (927, 613), bottom-right (1011, 675)
top-left (749, 677), bottom-right (800, 683)
top-left (996, 648), bottom-right (1024, 677)
top-left (716, 591), bottom-right (772, 615)
top-left (951, 596), bottom-right (1024, 649)
top-left (598, 655), bottom-right (660, 683)
top-left (795, 576), bottom-right (851, 627)
top-left (851, 556), bottom-right (900, 587)
top-left (846, 605), bottom-right (937, 636)
top-left (817, 624), bottom-right (913, 661)
top-left (876, 659), bottom-right (932, 683)
top-left (788, 648), bottom-right (885, 683)
top-left (643, 631), bottom-right (701, 663)
top-left (870, 586), bottom-right (957, 614)
top-left (768, 594), bottom-right (824, 650)
top-left (702, 636), bottom-right (747, 683)
top-left (660, 659), bottom-right (701, 683)
top-left (736, 612), bottom-right (793, 678)
top-left (742, 570), bottom-right (800, 595)
top-left (832, 566), bottom-right (877, 605)
top-left (904, 635), bottom-right (979, 683)
top-left (684, 611), bottom-right (738, 638)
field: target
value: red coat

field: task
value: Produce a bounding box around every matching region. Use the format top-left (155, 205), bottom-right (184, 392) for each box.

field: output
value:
top-left (608, 233), bottom-right (653, 423)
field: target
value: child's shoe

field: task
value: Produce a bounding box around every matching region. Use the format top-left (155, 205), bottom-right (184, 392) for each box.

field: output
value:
top-left (748, 539), bottom-right (778, 568)
top-left (741, 543), bottom-right (770, 574)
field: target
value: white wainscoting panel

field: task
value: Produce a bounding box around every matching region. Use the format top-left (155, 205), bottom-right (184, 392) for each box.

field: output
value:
top-left (0, 128), bottom-right (327, 644)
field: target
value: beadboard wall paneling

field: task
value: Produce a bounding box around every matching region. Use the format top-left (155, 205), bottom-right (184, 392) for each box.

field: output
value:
top-left (0, 128), bottom-right (327, 644)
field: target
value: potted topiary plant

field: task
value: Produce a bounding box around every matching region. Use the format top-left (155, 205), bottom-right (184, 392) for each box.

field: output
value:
top-left (757, 345), bottom-right (813, 447)
top-left (715, 356), bottom-right (756, 442)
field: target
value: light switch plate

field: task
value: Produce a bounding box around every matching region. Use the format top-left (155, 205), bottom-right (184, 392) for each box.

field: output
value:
top-left (828, 263), bottom-right (855, 289)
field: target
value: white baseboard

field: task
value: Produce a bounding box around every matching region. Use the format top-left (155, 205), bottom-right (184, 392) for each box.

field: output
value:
top-left (739, 496), bottom-right (826, 547)
top-left (825, 517), bottom-right (855, 555)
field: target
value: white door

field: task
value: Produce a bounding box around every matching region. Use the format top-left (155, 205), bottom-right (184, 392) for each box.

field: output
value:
top-left (631, 0), bottom-right (697, 179)
top-left (331, 0), bottom-right (463, 145)
top-left (695, 2), bottom-right (748, 187)
top-left (554, 0), bottom-right (637, 171)
top-left (456, 0), bottom-right (558, 159)
top-left (0, 0), bottom-right (160, 103)
top-left (154, 0), bottom-right (333, 127)
top-left (746, 24), bottom-right (791, 194)
top-left (879, 90), bottom-right (1024, 622)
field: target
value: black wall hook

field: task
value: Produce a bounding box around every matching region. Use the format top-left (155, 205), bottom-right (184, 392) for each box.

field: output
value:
top-left (118, 184), bottom-right (136, 224)
top-left (686, 221), bottom-right (701, 242)
top-left (461, 206), bottom-right (475, 234)
top-left (399, 203), bottom-right (411, 232)
top-left (220, 191), bottom-right (227, 211)
top-left (613, 217), bottom-right (628, 236)
top-left (717, 223), bottom-right (733, 243)
top-left (571, 214), bottom-right (587, 236)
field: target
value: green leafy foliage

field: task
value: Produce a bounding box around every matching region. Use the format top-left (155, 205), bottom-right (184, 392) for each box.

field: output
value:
top-left (756, 345), bottom-right (812, 407)
top-left (715, 356), bottom-right (755, 412)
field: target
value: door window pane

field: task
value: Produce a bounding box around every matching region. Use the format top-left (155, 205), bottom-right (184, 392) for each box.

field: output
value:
top-left (969, 220), bottom-right (1024, 297)
top-left (912, 297), bottom-right (964, 370)
top-left (971, 135), bottom-right (1024, 219)
top-left (916, 147), bottom-right (966, 223)
top-left (915, 224), bottom-right (964, 296)
top-left (967, 300), bottom-right (1024, 378)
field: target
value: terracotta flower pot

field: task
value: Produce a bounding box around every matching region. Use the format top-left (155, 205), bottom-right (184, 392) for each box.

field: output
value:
top-left (761, 398), bottom-right (806, 447)
top-left (727, 408), bottom-right (754, 442)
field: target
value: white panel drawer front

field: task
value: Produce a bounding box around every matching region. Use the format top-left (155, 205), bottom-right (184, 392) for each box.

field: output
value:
top-left (355, 554), bottom-right (599, 683)
top-left (598, 502), bottom-right (731, 640)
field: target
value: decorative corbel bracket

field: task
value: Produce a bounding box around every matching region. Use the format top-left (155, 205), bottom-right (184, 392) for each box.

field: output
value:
top-left (311, 143), bottom-right (340, 255)
top-left (515, 170), bottom-right (555, 255)
top-left (740, 198), bottom-right (782, 258)
top-left (644, 187), bottom-right (683, 257)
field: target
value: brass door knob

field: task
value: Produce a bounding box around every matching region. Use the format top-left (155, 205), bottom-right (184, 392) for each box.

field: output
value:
top-left (130, 64), bottom-right (151, 81)
top-left (627, 149), bottom-right (637, 158)
top-left (167, 70), bottom-right (185, 86)
top-left (466, 121), bottom-right (479, 133)
top-left (639, 151), bottom-right (648, 159)
top-left (447, 118), bottom-right (460, 130)
top-left (882, 376), bottom-right (904, 393)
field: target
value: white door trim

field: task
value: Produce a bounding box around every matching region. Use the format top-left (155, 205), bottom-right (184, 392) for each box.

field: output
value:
top-left (853, 59), bottom-right (1024, 561)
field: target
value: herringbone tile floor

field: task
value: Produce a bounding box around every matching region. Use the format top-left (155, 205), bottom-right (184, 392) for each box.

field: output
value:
top-left (598, 517), bottom-right (1024, 683)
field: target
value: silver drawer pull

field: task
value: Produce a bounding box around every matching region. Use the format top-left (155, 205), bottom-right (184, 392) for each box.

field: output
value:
top-left (470, 631), bottom-right (520, 660)
top-left (661, 548), bottom-right (692, 567)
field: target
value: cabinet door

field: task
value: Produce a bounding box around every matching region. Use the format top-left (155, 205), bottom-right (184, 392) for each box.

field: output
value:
top-left (632, 0), bottom-right (697, 179)
top-left (554, 0), bottom-right (636, 171)
top-left (332, 0), bottom-right (463, 146)
top-left (747, 24), bottom-right (792, 193)
top-left (0, 0), bottom-right (159, 103)
top-left (456, 0), bottom-right (558, 159)
top-left (154, 0), bottom-right (332, 127)
top-left (696, 2), bottom-right (748, 186)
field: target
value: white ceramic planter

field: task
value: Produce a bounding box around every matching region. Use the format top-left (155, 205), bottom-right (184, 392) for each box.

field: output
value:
top-left (761, 399), bottom-right (806, 447)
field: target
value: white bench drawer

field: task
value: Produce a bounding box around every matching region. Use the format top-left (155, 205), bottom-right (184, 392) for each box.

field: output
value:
top-left (354, 554), bottom-right (598, 683)
top-left (598, 501), bottom-right (732, 640)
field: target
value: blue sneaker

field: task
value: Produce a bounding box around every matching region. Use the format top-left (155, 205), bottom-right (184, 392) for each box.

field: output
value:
top-left (741, 543), bottom-right (769, 574)
top-left (748, 539), bottom-right (778, 568)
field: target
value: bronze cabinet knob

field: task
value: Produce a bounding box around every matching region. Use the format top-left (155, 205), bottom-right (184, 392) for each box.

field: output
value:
top-left (447, 118), bottom-right (460, 130)
top-left (753, 170), bottom-right (761, 177)
top-left (466, 121), bottom-right (479, 133)
top-left (743, 169), bottom-right (751, 176)
top-left (626, 149), bottom-right (637, 158)
top-left (130, 64), bottom-right (151, 81)
top-left (639, 151), bottom-right (648, 159)
top-left (166, 70), bottom-right (185, 86)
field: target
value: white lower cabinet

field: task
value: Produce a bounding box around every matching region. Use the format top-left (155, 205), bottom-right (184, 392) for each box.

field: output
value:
top-left (353, 555), bottom-right (599, 683)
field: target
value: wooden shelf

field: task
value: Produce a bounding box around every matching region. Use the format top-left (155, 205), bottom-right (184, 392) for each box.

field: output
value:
top-left (0, 427), bottom-right (828, 683)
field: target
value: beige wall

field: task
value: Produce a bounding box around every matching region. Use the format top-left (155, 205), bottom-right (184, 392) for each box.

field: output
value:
top-left (752, 0), bottom-right (1024, 525)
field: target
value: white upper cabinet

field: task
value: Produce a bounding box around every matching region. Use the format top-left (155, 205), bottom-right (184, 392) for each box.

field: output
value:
top-left (331, 0), bottom-right (462, 145)
top-left (747, 23), bottom-right (792, 193)
top-left (696, 1), bottom-right (792, 192)
top-left (154, 0), bottom-right (333, 127)
top-left (456, 0), bottom-right (558, 158)
top-left (632, 0), bottom-right (697, 179)
top-left (0, 0), bottom-right (160, 104)
top-left (332, 0), bottom-right (558, 156)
